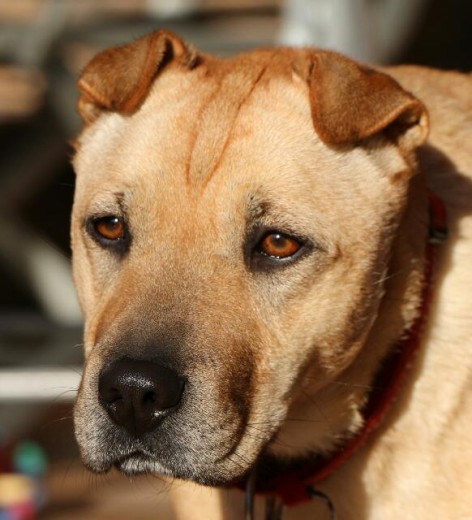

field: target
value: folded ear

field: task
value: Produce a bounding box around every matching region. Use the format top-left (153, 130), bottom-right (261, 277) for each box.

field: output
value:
top-left (308, 51), bottom-right (428, 149)
top-left (77, 30), bottom-right (197, 123)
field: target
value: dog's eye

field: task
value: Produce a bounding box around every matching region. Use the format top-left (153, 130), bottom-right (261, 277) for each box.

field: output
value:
top-left (87, 215), bottom-right (128, 247)
top-left (93, 216), bottom-right (126, 241)
top-left (257, 232), bottom-right (303, 259)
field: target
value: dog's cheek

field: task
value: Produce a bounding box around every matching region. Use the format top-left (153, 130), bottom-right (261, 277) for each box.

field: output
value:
top-left (217, 343), bottom-right (257, 447)
top-left (71, 218), bottom-right (94, 319)
top-left (176, 322), bottom-right (276, 476)
top-left (71, 234), bottom-right (115, 344)
top-left (73, 357), bottom-right (111, 471)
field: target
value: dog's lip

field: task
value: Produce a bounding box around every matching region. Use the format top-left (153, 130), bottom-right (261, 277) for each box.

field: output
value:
top-left (117, 450), bottom-right (142, 460)
top-left (112, 450), bottom-right (176, 478)
top-left (114, 450), bottom-right (152, 465)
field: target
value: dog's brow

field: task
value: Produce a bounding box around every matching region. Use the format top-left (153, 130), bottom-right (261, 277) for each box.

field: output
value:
top-left (247, 197), bottom-right (271, 221)
top-left (86, 191), bottom-right (127, 215)
top-left (246, 196), bottom-right (298, 228)
top-left (245, 197), bottom-right (293, 233)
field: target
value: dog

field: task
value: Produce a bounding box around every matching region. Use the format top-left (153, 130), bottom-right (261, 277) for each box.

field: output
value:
top-left (71, 30), bottom-right (472, 519)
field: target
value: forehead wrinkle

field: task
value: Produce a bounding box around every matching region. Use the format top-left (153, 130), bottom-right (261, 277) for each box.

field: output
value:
top-left (187, 61), bottom-right (269, 191)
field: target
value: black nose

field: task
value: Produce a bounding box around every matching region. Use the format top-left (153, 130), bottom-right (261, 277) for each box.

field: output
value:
top-left (98, 357), bottom-right (185, 437)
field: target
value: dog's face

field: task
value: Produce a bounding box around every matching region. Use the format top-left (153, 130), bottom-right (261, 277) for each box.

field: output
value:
top-left (72, 31), bottom-right (427, 485)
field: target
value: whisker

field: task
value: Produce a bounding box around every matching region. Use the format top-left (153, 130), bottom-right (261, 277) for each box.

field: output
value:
top-left (301, 389), bottom-right (335, 437)
top-left (303, 378), bottom-right (380, 391)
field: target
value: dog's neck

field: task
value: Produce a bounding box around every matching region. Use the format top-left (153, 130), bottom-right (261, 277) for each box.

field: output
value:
top-left (256, 176), bottom-right (445, 504)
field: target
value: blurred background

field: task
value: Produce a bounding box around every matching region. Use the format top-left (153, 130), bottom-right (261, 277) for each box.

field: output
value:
top-left (0, 0), bottom-right (471, 518)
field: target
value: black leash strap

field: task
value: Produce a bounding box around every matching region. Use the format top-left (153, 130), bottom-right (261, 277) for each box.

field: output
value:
top-left (245, 470), bottom-right (256, 520)
top-left (265, 496), bottom-right (284, 520)
top-left (306, 486), bottom-right (336, 520)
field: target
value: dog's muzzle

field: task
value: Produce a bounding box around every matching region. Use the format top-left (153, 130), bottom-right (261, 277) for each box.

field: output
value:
top-left (98, 357), bottom-right (185, 437)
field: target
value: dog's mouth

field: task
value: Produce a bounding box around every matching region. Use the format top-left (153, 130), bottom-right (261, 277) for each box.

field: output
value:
top-left (82, 429), bottom-right (255, 484)
top-left (113, 450), bottom-right (172, 477)
top-left (74, 348), bottom-right (279, 485)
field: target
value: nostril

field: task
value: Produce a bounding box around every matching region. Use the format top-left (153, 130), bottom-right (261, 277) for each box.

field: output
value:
top-left (102, 387), bottom-right (123, 405)
top-left (143, 390), bottom-right (156, 405)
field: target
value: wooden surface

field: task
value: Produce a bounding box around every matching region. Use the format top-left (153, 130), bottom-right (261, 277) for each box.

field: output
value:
top-left (40, 463), bottom-right (176, 520)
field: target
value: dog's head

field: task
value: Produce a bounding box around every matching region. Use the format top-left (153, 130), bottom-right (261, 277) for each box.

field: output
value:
top-left (72, 30), bottom-right (428, 485)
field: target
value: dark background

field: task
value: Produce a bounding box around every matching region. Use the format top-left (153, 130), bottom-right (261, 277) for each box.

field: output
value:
top-left (0, 0), bottom-right (470, 517)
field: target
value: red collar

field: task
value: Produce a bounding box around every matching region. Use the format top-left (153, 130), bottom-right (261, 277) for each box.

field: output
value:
top-left (248, 191), bottom-right (447, 507)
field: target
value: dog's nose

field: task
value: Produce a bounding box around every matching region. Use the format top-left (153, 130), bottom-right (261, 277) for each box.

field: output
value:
top-left (98, 357), bottom-right (185, 437)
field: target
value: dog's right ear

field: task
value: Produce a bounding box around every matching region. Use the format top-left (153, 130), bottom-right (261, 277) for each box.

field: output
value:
top-left (77, 30), bottom-right (197, 124)
top-left (306, 51), bottom-right (428, 150)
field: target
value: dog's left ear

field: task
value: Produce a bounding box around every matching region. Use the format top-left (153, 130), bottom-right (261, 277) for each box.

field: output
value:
top-left (307, 51), bottom-right (428, 149)
top-left (77, 30), bottom-right (197, 124)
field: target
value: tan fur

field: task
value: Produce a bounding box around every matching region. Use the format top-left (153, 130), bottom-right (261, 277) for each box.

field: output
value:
top-left (71, 31), bottom-right (472, 519)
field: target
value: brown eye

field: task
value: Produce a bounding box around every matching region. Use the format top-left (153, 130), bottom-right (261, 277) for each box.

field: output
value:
top-left (93, 216), bottom-right (126, 241)
top-left (258, 232), bottom-right (302, 259)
